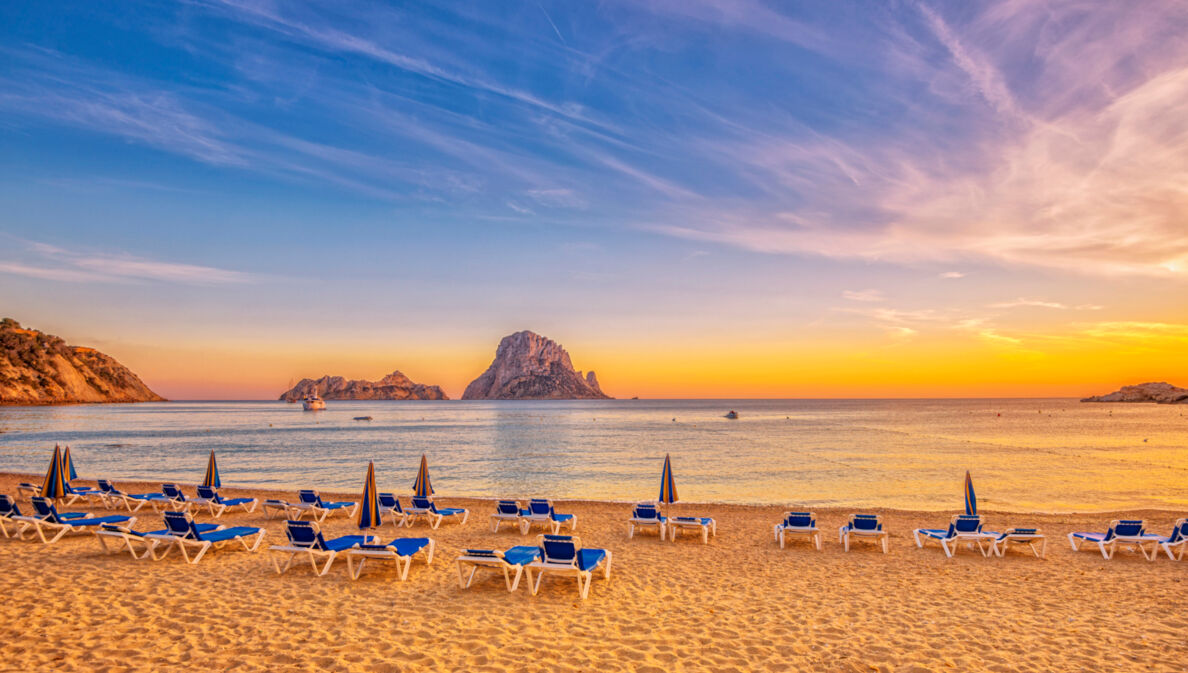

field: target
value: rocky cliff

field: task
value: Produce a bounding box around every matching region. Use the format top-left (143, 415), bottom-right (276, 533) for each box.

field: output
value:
top-left (279, 370), bottom-right (448, 401)
top-left (0, 318), bottom-right (165, 405)
top-left (462, 330), bottom-right (611, 400)
top-left (1082, 382), bottom-right (1188, 404)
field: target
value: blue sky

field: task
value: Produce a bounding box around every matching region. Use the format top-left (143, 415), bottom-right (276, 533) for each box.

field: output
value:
top-left (1, 1), bottom-right (1186, 399)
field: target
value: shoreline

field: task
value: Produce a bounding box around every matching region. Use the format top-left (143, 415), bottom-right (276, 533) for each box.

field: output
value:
top-left (2, 471), bottom-right (1185, 671)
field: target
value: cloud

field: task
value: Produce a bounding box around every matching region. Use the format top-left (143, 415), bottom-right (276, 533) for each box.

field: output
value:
top-left (938, 271), bottom-right (965, 279)
top-left (989, 298), bottom-right (1103, 310)
top-left (842, 289), bottom-right (885, 302)
top-left (0, 239), bottom-right (257, 285)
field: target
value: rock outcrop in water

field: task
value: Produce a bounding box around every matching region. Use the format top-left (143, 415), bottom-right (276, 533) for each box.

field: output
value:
top-left (0, 318), bottom-right (165, 405)
top-left (462, 330), bottom-right (611, 400)
top-left (279, 370), bottom-right (448, 401)
top-left (1082, 382), bottom-right (1188, 404)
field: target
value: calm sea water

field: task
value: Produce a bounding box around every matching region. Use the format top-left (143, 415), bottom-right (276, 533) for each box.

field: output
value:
top-left (1, 399), bottom-right (1185, 512)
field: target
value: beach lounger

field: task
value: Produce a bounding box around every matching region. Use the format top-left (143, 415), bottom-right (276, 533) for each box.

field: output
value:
top-left (96, 480), bottom-right (171, 512)
top-left (668, 516), bottom-right (716, 543)
top-left (193, 485), bottom-right (258, 517)
top-left (774, 511), bottom-right (821, 550)
top-left (268, 520), bottom-right (378, 576)
top-left (378, 492), bottom-right (408, 527)
top-left (296, 490), bottom-right (357, 522)
top-left (345, 537), bottom-right (435, 581)
top-left (150, 511), bottom-right (266, 564)
top-left (63, 483), bottom-right (103, 506)
top-left (990, 528), bottom-right (1047, 558)
top-left (1155, 519), bottom-right (1188, 561)
top-left (521, 498), bottom-right (577, 534)
top-left (1068, 520), bottom-right (1162, 560)
top-left (490, 500), bottom-right (523, 533)
top-left (261, 499), bottom-right (300, 520)
top-left (840, 514), bottom-right (889, 553)
top-left (17, 497), bottom-right (135, 544)
top-left (406, 496), bottom-right (469, 529)
top-left (627, 503), bottom-right (666, 540)
top-left (525, 534), bottom-right (611, 600)
top-left (94, 521), bottom-right (217, 560)
top-left (0, 495), bottom-right (32, 539)
top-left (456, 546), bottom-right (542, 591)
top-left (160, 483), bottom-right (195, 512)
top-left (913, 514), bottom-right (995, 557)
top-left (16, 482), bottom-right (39, 501)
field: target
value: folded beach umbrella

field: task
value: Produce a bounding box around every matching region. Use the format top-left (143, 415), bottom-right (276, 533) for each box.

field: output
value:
top-left (202, 450), bottom-right (222, 489)
top-left (357, 461), bottom-right (381, 529)
top-left (659, 453), bottom-right (679, 506)
top-left (964, 470), bottom-right (977, 516)
top-left (62, 444), bottom-right (79, 481)
top-left (41, 444), bottom-right (68, 500)
top-left (413, 453), bottom-right (434, 498)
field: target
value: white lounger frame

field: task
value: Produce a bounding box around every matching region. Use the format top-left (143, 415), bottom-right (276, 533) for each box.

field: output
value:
top-left (627, 504), bottom-right (665, 540)
top-left (455, 551), bottom-right (536, 591)
top-left (345, 539), bottom-right (435, 581)
top-left (912, 515), bottom-right (994, 558)
top-left (1068, 520), bottom-right (1160, 560)
top-left (150, 526), bottom-right (267, 564)
top-left (840, 515), bottom-right (889, 553)
top-left (1161, 519), bottom-right (1187, 561)
top-left (405, 503), bottom-right (469, 529)
top-left (525, 536), bottom-right (612, 601)
top-left (96, 525), bottom-right (160, 560)
top-left (15, 514), bottom-right (138, 545)
top-left (490, 501), bottom-right (523, 533)
top-left (774, 512), bottom-right (821, 550)
top-left (991, 529), bottom-right (1047, 558)
top-left (668, 517), bottom-right (716, 544)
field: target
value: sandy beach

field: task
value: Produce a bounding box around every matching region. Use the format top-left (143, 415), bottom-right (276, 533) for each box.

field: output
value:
top-left (1, 472), bottom-right (1184, 672)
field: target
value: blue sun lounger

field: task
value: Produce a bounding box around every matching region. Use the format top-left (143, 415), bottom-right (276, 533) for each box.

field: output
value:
top-left (378, 492), bottom-right (408, 527)
top-left (668, 516), bottom-right (716, 543)
top-left (627, 503), bottom-right (666, 539)
top-left (490, 500), bottom-right (523, 532)
top-left (989, 528), bottom-right (1047, 558)
top-left (526, 534), bottom-right (611, 600)
top-left (95, 480), bottom-right (171, 512)
top-left (17, 496), bottom-right (135, 544)
top-left (193, 485), bottom-right (258, 517)
top-left (295, 490), bottom-right (357, 522)
top-left (149, 511), bottom-right (266, 564)
top-left (1154, 519), bottom-right (1188, 561)
top-left (913, 514), bottom-right (995, 557)
top-left (17, 481), bottom-right (97, 505)
top-left (840, 514), bottom-right (889, 553)
top-left (522, 498), bottom-right (577, 534)
top-left (345, 537), bottom-right (435, 580)
top-left (16, 482), bottom-right (39, 501)
top-left (261, 499), bottom-right (300, 519)
top-left (160, 483), bottom-right (197, 512)
top-left (1069, 520), bottom-right (1162, 560)
top-left (0, 494), bottom-right (32, 538)
top-left (456, 546), bottom-right (542, 591)
top-left (95, 521), bottom-right (220, 560)
top-left (407, 496), bottom-right (468, 529)
top-left (774, 511), bottom-right (821, 550)
top-left (267, 520), bottom-right (377, 576)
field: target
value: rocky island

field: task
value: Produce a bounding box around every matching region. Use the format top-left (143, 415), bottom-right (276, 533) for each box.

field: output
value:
top-left (279, 370), bottom-right (448, 401)
top-left (462, 330), bottom-right (611, 400)
top-left (1082, 382), bottom-right (1188, 404)
top-left (0, 318), bottom-right (164, 405)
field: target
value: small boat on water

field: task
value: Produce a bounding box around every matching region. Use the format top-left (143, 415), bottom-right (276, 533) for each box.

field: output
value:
top-left (302, 391), bottom-right (326, 411)
top-left (725, 410), bottom-right (739, 419)
top-left (353, 416), bottom-right (373, 421)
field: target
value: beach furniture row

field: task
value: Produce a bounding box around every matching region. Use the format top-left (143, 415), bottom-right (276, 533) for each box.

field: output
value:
top-left (491, 498), bottom-right (577, 534)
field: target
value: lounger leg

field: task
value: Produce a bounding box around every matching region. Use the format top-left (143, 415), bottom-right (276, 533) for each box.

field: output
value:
top-left (779, 530), bottom-right (785, 549)
top-left (530, 569), bottom-right (543, 596)
top-left (317, 552), bottom-right (338, 576)
top-left (702, 527), bottom-right (709, 544)
top-left (604, 551), bottom-right (612, 581)
top-left (578, 572), bottom-right (588, 600)
top-left (507, 566), bottom-right (521, 592)
top-left (347, 554), bottom-right (363, 580)
top-left (881, 535), bottom-right (888, 554)
top-left (627, 523), bottom-right (634, 539)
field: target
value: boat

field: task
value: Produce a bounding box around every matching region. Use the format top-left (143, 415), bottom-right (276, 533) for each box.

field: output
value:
top-left (353, 416), bottom-right (373, 421)
top-left (725, 410), bottom-right (739, 419)
top-left (302, 390), bottom-right (326, 411)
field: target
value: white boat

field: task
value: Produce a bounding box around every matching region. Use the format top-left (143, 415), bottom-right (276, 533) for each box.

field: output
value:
top-left (302, 391), bottom-right (326, 411)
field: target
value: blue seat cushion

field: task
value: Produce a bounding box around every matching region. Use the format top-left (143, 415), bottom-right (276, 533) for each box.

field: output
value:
top-left (73, 515), bottom-right (133, 526)
top-left (503, 546), bottom-right (542, 566)
top-left (322, 535), bottom-right (371, 552)
top-left (437, 508), bottom-right (465, 516)
top-left (576, 549), bottom-right (607, 571)
top-left (552, 513), bottom-right (575, 522)
top-left (1072, 532), bottom-right (1106, 541)
top-left (918, 528), bottom-right (949, 539)
top-left (371, 537), bottom-right (431, 556)
top-left (220, 497), bottom-right (254, 507)
top-left (201, 526), bottom-right (260, 542)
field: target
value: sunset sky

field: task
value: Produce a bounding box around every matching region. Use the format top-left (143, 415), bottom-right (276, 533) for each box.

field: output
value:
top-left (2, 1), bottom-right (1186, 400)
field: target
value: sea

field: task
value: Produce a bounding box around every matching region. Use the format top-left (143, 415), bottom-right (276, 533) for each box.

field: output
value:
top-left (1, 399), bottom-right (1185, 512)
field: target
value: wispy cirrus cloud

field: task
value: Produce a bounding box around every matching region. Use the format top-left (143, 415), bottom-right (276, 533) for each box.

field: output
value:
top-left (0, 239), bottom-right (257, 285)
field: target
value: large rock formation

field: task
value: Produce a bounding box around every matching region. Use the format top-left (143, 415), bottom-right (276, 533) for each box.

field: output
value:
top-left (462, 330), bottom-right (611, 400)
top-left (279, 370), bottom-right (448, 401)
top-left (1082, 382), bottom-right (1188, 404)
top-left (0, 318), bottom-right (165, 405)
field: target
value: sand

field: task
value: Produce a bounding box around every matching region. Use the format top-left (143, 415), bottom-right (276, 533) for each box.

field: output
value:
top-left (1, 472), bottom-right (1185, 672)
